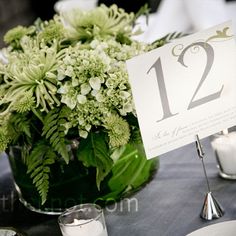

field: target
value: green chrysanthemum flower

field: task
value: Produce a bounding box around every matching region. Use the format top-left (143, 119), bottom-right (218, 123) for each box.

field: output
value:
top-left (104, 113), bottom-right (130, 148)
top-left (61, 4), bottom-right (134, 42)
top-left (1, 37), bottom-right (62, 113)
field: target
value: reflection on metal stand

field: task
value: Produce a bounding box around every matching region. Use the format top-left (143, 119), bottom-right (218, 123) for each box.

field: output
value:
top-left (195, 135), bottom-right (224, 220)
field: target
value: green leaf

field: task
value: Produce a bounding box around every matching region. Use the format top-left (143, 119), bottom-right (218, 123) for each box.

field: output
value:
top-left (100, 142), bottom-right (158, 200)
top-left (77, 132), bottom-right (113, 190)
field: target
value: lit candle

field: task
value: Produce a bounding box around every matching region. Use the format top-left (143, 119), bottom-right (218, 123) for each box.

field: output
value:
top-left (59, 204), bottom-right (108, 236)
top-left (211, 131), bottom-right (236, 176)
top-left (61, 219), bottom-right (108, 236)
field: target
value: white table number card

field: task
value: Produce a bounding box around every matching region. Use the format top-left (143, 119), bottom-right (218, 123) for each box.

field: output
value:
top-left (126, 21), bottom-right (236, 159)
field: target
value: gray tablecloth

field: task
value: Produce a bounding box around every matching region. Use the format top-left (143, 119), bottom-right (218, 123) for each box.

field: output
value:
top-left (1, 137), bottom-right (236, 236)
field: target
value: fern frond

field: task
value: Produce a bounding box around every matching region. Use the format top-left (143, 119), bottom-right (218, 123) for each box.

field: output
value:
top-left (8, 113), bottom-right (31, 143)
top-left (26, 141), bottom-right (56, 205)
top-left (150, 32), bottom-right (186, 49)
top-left (162, 32), bottom-right (186, 42)
top-left (42, 107), bottom-right (70, 163)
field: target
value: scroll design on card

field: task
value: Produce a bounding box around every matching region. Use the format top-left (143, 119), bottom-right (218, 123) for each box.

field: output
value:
top-left (206, 27), bottom-right (233, 43)
top-left (172, 41), bottom-right (203, 57)
top-left (172, 27), bottom-right (233, 57)
top-left (171, 44), bottom-right (184, 57)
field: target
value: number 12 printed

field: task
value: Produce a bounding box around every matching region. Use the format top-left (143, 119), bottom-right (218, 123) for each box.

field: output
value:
top-left (148, 42), bottom-right (224, 122)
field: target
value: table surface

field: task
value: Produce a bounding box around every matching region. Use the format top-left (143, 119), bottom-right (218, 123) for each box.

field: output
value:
top-left (1, 137), bottom-right (236, 236)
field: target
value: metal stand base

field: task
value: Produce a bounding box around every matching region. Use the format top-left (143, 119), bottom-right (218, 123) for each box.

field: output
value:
top-left (200, 192), bottom-right (224, 220)
top-left (196, 135), bottom-right (224, 220)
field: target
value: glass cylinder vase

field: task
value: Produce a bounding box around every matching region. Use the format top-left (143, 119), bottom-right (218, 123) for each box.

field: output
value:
top-left (7, 138), bottom-right (158, 215)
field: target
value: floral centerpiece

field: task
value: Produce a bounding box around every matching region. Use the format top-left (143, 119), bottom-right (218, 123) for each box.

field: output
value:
top-left (0, 4), bottom-right (173, 214)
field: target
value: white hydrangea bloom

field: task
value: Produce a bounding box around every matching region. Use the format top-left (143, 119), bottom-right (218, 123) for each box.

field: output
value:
top-left (89, 77), bottom-right (101, 90)
top-left (79, 130), bottom-right (88, 139)
top-left (119, 91), bottom-right (131, 99)
top-left (61, 95), bottom-right (77, 109)
top-left (80, 83), bottom-right (91, 95)
top-left (95, 92), bottom-right (104, 102)
top-left (91, 89), bottom-right (99, 97)
top-left (77, 94), bottom-right (87, 104)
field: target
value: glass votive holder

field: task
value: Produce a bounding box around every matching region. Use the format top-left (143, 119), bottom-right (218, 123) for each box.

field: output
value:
top-left (211, 130), bottom-right (236, 179)
top-left (58, 203), bottom-right (108, 236)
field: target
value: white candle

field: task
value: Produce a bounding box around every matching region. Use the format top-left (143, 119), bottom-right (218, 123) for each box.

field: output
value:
top-left (211, 132), bottom-right (236, 175)
top-left (61, 219), bottom-right (108, 236)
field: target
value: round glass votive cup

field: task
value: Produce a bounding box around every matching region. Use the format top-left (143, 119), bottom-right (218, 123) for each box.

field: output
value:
top-left (58, 203), bottom-right (108, 236)
top-left (211, 131), bottom-right (236, 180)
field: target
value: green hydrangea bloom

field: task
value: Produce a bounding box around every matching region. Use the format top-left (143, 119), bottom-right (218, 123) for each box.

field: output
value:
top-left (56, 37), bottom-right (148, 143)
top-left (4, 25), bottom-right (35, 49)
top-left (38, 18), bottom-right (65, 45)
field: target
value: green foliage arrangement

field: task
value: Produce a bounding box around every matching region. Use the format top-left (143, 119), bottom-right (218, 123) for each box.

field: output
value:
top-left (0, 4), bottom-right (179, 205)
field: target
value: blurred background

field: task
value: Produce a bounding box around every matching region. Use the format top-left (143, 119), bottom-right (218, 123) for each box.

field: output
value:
top-left (0, 0), bottom-right (161, 47)
top-left (0, 0), bottom-right (235, 47)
